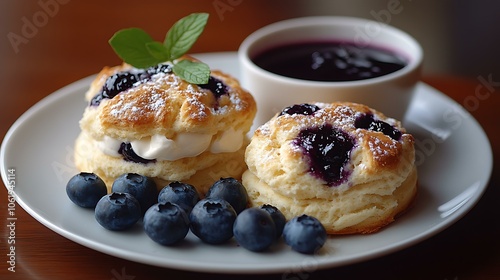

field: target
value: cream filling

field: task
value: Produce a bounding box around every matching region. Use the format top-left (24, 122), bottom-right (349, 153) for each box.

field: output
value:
top-left (95, 129), bottom-right (244, 161)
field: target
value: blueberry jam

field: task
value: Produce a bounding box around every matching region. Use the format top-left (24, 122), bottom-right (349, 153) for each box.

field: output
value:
top-left (89, 64), bottom-right (225, 107)
top-left (279, 104), bottom-right (320, 116)
top-left (118, 143), bottom-right (156, 164)
top-left (91, 73), bottom-right (140, 106)
top-left (90, 64), bottom-right (172, 106)
top-left (293, 124), bottom-right (355, 186)
top-left (355, 113), bottom-right (402, 141)
top-left (198, 76), bottom-right (229, 98)
top-left (252, 41), bottom-right (407, 82)
top-left (139, 64), bottom-right (172, 81)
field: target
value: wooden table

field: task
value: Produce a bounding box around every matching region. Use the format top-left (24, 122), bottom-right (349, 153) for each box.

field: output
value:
top-left (1, 2), bottom-right (499, 279)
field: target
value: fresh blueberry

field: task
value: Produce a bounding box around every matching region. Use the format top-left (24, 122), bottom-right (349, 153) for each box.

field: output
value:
top-left (233, 207), bottom-right (276, 252)
top-left (260, 204), bottom-right (286, 238)
top-left (66, 172), bottom-right (107, 208)
top-left (158, 181), bottom-right (200, 214)
top-left (95, 192), bottom-right (141, 231)
top-left (283, 215), bottom-right (327, 254)
top-left (189, 198), bottom-right (237, 244)
top-left (143, 202), bottom-right (190, 246)
top-left (205, 177), bottom-right (248, 214)
top-left (111, 173), bottom-right (158, 215)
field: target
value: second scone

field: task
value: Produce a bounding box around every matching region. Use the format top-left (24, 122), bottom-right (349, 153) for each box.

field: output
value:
top-left (242, 102), bottom-right (417, 234)
top-left (75, 56), bottom-right (256, 194)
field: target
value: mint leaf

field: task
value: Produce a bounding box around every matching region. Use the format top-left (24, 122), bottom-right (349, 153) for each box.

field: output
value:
top-left (164, 13), bottom-right (209, 60)
top-left (109, 28), bottom-right (161, 68)
top-left (108, 13), bottom-right (211, 84)
top-left (145, 42), bottom-right (169, 61)
top-left (173, 60), bottom-right (210, 84)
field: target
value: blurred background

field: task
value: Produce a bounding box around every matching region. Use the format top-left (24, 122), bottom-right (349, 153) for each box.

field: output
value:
top-left (0, 0), bottom-right (497, 122)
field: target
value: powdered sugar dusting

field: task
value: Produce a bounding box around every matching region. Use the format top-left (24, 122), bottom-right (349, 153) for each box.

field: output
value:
top-left (108, 82), bottom-right (169, 121)
top-left (102, 69), bottom-right (249, 126)
top-left (109, 94), bottom-right (130, 117)
top-left (256, 122), bottom-right (271, 136)
top-left (107, 73), bottom-right (187, 120)
top-left (229, 91), bottom-right (244, 111)
top-left (186, 86), bottom-right (209, 120)
top-left (277, 103), bottom-right (359, 132)
top-left (359, 129), bottom-right (400, 164)
top-left (147, 92), bottom-right (166, 118)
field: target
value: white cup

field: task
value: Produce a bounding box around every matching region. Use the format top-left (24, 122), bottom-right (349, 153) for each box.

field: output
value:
top-left (238, 16), bottom-right (423, 129)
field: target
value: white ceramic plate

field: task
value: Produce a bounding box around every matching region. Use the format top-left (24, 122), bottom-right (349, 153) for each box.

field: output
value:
top-left (0, 52), bottom-right (493, 274)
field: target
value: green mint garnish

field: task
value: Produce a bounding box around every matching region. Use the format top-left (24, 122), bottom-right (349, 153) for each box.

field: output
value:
top-left (109, 13), bottom-right (210, 84)
top-left (164, 13), bottom-right (209, 61)
top-left (108, 28), bottom-right (158, 69)
top-left (173, 59), bottom-right (211, 85)
top-left (145, 42), bottom-right (169, 61)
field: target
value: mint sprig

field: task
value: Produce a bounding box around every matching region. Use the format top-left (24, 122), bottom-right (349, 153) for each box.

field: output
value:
top-left (164, 13), bottom-right (209, 60)
top-left (109, 13), bottom-right (210, 84)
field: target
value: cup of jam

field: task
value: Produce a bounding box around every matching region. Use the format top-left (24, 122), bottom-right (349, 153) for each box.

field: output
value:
top-left (238, 16), bottom-right (423, 127)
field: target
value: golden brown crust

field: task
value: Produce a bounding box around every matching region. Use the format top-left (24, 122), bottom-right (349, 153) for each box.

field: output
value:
top-left (81, 56), bottom-right (256, 141)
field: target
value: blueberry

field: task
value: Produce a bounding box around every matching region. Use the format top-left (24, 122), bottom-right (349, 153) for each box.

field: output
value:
top-left (90, 72), bottom-right (139, 106)
top-left (198, 76), bottom-right (228, 98)
top-left (66, 172), bottom-right (107, 208)
top-left (95, 192), bottom-right (141, 231)
top-left (189, 198), bottom-right (237, 244)
top-left (233, 208), bottom-right (276, 252)
top-left (354, 113), bottom-right (402, 141)
top-left (293, 124), bottom-right (355, 186)
top-left (260, 204), bottom-right (286, 238)
top-left (278, 103), bottom-right (320, 116)
top-left (283, 215), bottom-right (327, 254)
top-left (158, 181), bottom-right (200, 214)
top-left (111, 173), bottom-right (158, 215)
top-left (206, 177), bottom-right (248, 214)
top-left (118, 142), bottom-right (157, 164)
top-left (143, 202), bottom-right (190, 246)
top-left (89, 92), bottom-right (105, 107)
top-left (139, 64), bottom-right (173, 81)
top-left (148, 64), bottom-right (172, 75)
top-left (104, 72), bottom-right (139, 95)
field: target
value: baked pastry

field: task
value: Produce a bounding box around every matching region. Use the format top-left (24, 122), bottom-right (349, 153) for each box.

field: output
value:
top-left (74, 56), bottom-right (256, 194)
top-left (242, 102), bottom-right (417, 234)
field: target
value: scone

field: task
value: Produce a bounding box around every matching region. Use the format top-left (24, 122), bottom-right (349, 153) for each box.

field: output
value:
top-left (74, 56), bottom-right (256, 194)
top-left (242, 102), bottom-right (417, 234)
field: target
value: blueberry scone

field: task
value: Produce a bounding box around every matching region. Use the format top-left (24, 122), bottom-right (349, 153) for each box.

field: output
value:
top-left (74, 56), bottom-right (256, 194)
top-left (242, 102), bottom-right (417, 234)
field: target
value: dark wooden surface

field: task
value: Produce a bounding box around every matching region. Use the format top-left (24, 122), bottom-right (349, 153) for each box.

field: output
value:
top-left (1, 1), bottom-right (499, 279)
